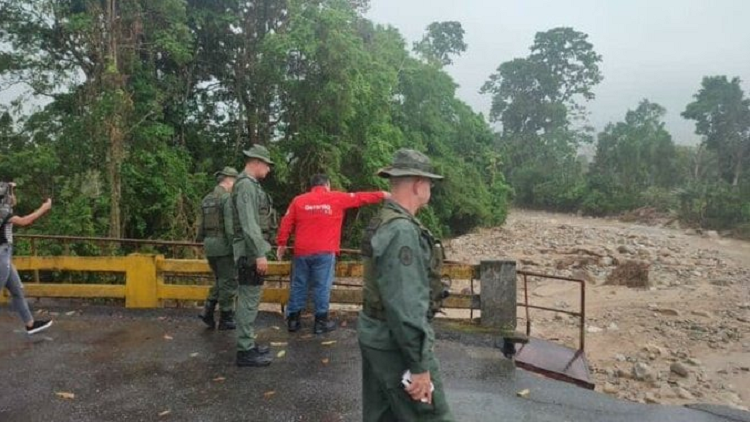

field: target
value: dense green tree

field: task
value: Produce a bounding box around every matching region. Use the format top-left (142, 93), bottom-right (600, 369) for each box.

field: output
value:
top-left (528, 27), bottom-right (603, 105)
top-left (187, 0), bottom-right (289, 150)
top-left (481, 27), bottom-right (602, 135)
top-left (481, 27), bottom-right (601, 210)
top-left (583, 100), bottom-right (679, 214)
top-left (592, 100), bottom-right (678, 192)
top-left (0, 112), bottom-right (25, 154)
top-left (413, 21), bottom-right (467, 67)
top-left (682, 76), bottom-right (750, 187)
top-left (393, 56), bottom-right (508, 234)
top-left (0, 0), bottom-right (198, 239)
top-left (0, 0), bottom-right (509, 248)
top-left (675, 77), bottom-right (750, 233)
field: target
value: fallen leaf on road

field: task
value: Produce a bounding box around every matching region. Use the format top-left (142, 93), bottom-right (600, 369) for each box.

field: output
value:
top-left (65, 311), bottom-right (76, 316)
top-left (163, 334), bottom-right (173, 340)
top-left (340, 320), bottom-right (348, 327)
top-left (264, 391), bottom-right (276, 399)
top-left (158, 409), bottom-right (171, 417)
top-left (270, 342), bottom-right (287, 347)
top-left (516, 389), bottom-right (530, 398)
top-left (190, 352), bottom-right (199, 358)
top-left (271, 326), bottom-right (280, 330)
top-left (277, 350), bottom-right (286, 358)
top-left (320, 340), bottom-right (337, 346)
top-left (55, 392), bottom-right (75, 400)
top-left (321, 358), bottom-right (329, 365)
top-left (213, 376), bottom-right (226, 382)
top-left (300, 334), bottom-right (313, 339)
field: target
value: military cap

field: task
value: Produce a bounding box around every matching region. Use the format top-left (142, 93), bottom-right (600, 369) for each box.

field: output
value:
top-left (214, 166), bottom-right (239, 178)
top-left (242, 144), bottom-right (274, 166)
top-left (377, 148), bottom-right (444, 180)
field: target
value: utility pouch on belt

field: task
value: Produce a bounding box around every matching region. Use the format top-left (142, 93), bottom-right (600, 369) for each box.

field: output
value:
top-left (237, 257), bottom-right (264, 286)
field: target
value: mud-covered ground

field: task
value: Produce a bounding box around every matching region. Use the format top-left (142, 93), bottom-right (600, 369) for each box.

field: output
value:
top-left (445, 209), bottom-right (750, 409)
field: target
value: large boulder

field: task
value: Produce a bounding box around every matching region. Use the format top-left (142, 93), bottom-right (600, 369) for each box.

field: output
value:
top-left (605, 260), bottom-right (651, 288)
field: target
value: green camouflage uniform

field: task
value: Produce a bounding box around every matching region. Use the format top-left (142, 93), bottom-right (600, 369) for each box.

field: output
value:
top-left (358, 148), bottom-right (454, 422)
top-left (232, 171), bottom-right (276, 352)
top-left (199, 184), bottom-right (237, 312)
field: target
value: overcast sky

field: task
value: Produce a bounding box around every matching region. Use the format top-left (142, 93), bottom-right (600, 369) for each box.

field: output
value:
top-left (367, 0), bottom-right (750, 144)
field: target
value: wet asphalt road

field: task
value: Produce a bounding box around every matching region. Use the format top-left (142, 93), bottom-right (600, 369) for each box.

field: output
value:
top-left (1, 304), bottom-right (748, 422)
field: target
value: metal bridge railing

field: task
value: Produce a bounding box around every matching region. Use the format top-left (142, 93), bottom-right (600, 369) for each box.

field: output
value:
top-left (517, 269), bottom-right (586, 352)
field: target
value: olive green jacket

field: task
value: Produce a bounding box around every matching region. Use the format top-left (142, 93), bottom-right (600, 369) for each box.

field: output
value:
top-left (200, 185), bottom-right (235, 257)
top-left (358, 201), bottom-right (435, 374)
top-left (231, 172), bottom-right (272, 260)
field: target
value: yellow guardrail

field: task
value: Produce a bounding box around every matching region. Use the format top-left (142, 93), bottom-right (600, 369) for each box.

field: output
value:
top-left (3, 254), bottom-right (478, 309)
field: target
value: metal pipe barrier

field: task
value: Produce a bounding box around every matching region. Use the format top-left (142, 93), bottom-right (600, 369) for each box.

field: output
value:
top-left (517, 270), bottom-right (586, 352)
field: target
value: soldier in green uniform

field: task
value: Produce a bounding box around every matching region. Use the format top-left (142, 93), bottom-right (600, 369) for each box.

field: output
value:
top-left (232, 145), bottom-right (276, 367)
top-left (358, 149), bottom-right (455, 421)
top-left (198, 166), bottom-right (239, 330)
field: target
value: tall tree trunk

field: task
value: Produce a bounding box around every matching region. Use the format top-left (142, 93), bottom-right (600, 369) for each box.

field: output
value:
top-left (694, 144), bottom-right (704, 181)
top-left (247, 107), bottom-right (259, 146)
top-left (733, 140), bottom-right (749, 187)
top-left (107, 123), bottom-right (124, 238)
top-left (105, 0), bottom-right (125, 238)
top-left (733, 152), bottom-right (743, 187)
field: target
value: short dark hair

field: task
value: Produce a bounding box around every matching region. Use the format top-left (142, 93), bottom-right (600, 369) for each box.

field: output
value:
top-left (309, 173), bottom-right (329, 188)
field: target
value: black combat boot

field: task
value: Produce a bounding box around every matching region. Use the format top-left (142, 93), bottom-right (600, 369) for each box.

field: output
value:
top-left (236, 347), bottom-right (273, 367)
top-left (287, 311), bottom-right (301, 332)
top-left (254, 344), bottom-right (271, 354)
top-left (199, 300), bottom-right (217, 329)
top-left (313, 313), bottom-right (337, 335)
top-left (218, 310), bottom-right (236, 330)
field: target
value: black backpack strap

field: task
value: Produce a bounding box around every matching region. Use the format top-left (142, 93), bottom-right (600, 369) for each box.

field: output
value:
top-left (0, 212), bottom-right (11, 228)
top-left (0, 213), bottom-right (11, 244)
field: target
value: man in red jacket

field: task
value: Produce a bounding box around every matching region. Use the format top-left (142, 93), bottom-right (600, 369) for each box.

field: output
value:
top-left (277, 174), bottom-right (389, 334)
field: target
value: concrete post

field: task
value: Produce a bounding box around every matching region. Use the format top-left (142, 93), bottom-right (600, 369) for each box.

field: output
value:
top-left (125, 254), bottom-right (160, 308)
top-left (480, 260), bottom-right (517, 332)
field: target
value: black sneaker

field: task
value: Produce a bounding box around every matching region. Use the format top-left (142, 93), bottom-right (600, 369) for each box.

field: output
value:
top-left (26, 320), bottom-right (53, 335)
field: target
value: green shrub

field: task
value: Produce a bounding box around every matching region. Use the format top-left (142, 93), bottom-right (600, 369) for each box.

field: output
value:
top-left (640, 186), bottom-right (679, 212)
top-left (677, 182), bottom-right (750, 229)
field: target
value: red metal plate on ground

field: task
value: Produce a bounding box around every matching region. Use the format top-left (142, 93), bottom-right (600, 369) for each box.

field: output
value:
top-left (514, 337), bottom-right (595, 390)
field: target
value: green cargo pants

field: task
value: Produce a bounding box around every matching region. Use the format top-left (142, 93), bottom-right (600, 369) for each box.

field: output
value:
top-left (207, 255), bottom-right (238, 312)
top-left (359, 343), bottom-right (455, 422)
top-left (236, 284), bottom-right (262, 352)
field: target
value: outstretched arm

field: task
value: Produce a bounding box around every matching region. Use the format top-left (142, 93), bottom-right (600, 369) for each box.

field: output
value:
top-left (336, 191), bottom-right (390, 209)
top-left (10, 198), bottom-right (52, 227)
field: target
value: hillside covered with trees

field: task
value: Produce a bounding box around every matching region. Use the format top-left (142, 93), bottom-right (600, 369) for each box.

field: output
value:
top-left (0, 0), bottom-right (509, 249)
top-left (1, 0), bottom-right (748, 252)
